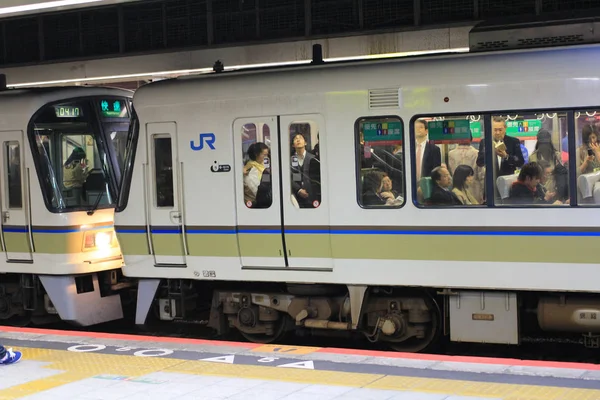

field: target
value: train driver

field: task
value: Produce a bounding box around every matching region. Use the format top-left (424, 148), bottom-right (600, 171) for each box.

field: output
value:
top-left (63, 147), bottom-right (90, 205)
top-left (290, 133), bottom-right (321, 208)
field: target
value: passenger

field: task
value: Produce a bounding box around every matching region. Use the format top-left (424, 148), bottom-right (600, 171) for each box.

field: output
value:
top-left (290, 134), bottom-right (320, 208)
top-left (63, 147), bottom-right (89, 205)
top-left (529, 129), bottom-right (566, 198)
top-left (243, 142), bottom-right (269, 205)
top-left (312, 132), bottom-right (320, 160)
top-left (0, 345), bottom-right (21, 365)
top-left (362, 170), bottom-right (396, 206)
top-left (428, 166), bottom-right (462, 206)
top-left (448, 132), bottom-right (484, 203)
top-left (537, 160), bottom-right (565, 204)
top-left (577, 124), bottom-right (600, 175)
top-left (414, 119), bottom-right (441, 181)
top-left (508, 162), bottom-right (562, 205)
top-left (381, 173), bottom-right (403, 205)
top-left (476, 116), bottom-right (524, 177)
top-left (253, 167), bottom-right (272, 208)
top-left (520, 140), bottom-right (529, 164)
top-left (451, 165), bottom-right (479, 205)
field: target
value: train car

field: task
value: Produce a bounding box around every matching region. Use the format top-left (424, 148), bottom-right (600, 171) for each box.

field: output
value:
top-left (115, 24), bottom-right (600, 351)
top-left (0, 84), bottom-right (133, 327)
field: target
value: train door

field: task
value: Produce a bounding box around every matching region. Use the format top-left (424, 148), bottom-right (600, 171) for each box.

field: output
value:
top-left (0, 131), bottom-right (33, 262)
top-left (233, 117), bottom-right (286, 268)
top-left (146, 122), bottom-right (187, 266)
top-left (280, 115), bottom-right (333, 269)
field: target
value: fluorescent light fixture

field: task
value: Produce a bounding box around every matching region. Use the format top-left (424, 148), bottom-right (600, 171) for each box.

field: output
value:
top-left (467, 84), bottom-right (488, 87)
top-left (7, 47), bottom-right (469, 88)
top-left (573, 77), bottom-right (600, 81)
top-left (0, 0), bottom-right (103, 16)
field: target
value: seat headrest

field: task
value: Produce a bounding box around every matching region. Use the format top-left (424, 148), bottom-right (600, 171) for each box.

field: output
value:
top-left (496, 174), bottom-right (519, 199)
top-left (577, 171), bottom-right (600, 198)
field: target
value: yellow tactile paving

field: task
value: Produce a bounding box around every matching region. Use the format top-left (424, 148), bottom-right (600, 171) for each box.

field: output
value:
top-left (1, 345), bottom-right (600, 400)
top-left (251, 344), bottom-right (322, 354)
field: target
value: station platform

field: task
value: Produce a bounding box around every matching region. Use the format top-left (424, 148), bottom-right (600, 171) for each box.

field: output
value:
top-left (1, 327), bottom-right (600, 400)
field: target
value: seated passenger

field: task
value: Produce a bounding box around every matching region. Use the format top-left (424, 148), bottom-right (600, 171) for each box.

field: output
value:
top-left (508, 162), bottom-right (562, 205)
top-left (362, 170), bottom-right (396, 206)
top-left (243, 142), bottom-right (269, 205)
top-left (451, 165), bottom-right (479, 205)
top-left (428, 166), bottom-right (462, 206)
top-left (577, 124), bottom-right (600, 176)
top-left (381, 173), bottom-right (404, 206)
top-left (529, 129), bottom-right (564, 194)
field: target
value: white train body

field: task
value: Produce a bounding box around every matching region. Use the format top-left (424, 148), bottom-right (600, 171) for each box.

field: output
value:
top-left (0, 86), bottom-right (132, 326)
top-left (116, 43), bottom-right (600, 348)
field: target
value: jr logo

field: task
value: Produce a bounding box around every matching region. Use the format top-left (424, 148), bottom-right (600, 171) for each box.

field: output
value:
top-left (190, 133), bottom-right (216, 151)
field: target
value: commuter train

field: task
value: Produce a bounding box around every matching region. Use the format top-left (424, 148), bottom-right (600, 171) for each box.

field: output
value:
top-left (0, 85), bottom-right (133, 327)
top-left (114, 32), bottom-right (600, 350)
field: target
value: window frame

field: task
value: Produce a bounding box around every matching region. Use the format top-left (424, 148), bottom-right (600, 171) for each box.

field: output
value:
top-left (152, 134), bottom-right (175, 209)
top-left (354, 115), bottom-right (406, 210)
top-left (410, 107), bottom-right (579, 209)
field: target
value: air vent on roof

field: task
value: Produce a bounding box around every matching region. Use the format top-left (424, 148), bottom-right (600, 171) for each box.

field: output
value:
top-left (368, 88), bottom-right (400, 109)
top-left (469, 15), bottom-right (600, 52)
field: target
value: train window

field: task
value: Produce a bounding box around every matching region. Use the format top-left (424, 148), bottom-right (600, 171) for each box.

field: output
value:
top-left (290, 122), bottom-right (321, 208)
top-left (356, 117), bottom-right (405, 208)
top-left (574, 110), bottom-right (600, 205)
top-left (492, 113), bottom-right (568, 206)
top-left (241, 122), bottom-right (272, 209)
top-left (154, 137), bottom-right (174, 208)
top-left (413, 115), bottom-right (484, 207)
top-left (5, 142), bottom-right (22, 209)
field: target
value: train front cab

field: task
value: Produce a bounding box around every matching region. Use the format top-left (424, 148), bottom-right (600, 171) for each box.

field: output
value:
top-left (0, 90), bottom-right (133, 327)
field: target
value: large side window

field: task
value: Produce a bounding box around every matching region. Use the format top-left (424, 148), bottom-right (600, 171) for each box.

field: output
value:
top-left (5, 142), bottom-right (22, 209)
top-left (492, 113), bottom-right (567, 206)
top-left (413, 115), bottom-right (484, 207)
top-left (356, 117), bottom-right (404, 208)
top-left (153, 137), bottom-right (174, 208)
top-left (290, 121), bottom-right (321, 208)
top-left (241, 122), bottom-right (272, 209)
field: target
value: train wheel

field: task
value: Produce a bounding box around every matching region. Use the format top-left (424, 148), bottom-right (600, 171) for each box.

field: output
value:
top-left (239, 317), bottom-right (289, 344)
top-left (386, 293), bottom-right (442, 353)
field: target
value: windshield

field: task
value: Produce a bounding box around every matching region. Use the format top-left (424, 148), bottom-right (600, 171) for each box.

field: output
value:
top-left (29, 97), bottom-right (131, 213)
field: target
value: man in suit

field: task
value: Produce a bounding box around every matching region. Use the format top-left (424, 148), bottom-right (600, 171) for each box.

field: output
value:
top-left (291, 133), bottom-right (321, 208)
top-left (414, 119), bottom-right (442, 181)
top-left (476, 116), bottom-right (524, 177)
top-left (428, 166), bottom-right (462, 205)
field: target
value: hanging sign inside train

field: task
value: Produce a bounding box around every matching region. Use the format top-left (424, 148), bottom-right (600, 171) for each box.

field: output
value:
top-left (363, 121), bottom-right (403, 144)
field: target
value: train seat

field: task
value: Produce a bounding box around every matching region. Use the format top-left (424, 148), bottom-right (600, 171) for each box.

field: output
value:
top-left (419, 177), bottom-right (433, 200)
top-left (496, 174), bottom-right (518, 202)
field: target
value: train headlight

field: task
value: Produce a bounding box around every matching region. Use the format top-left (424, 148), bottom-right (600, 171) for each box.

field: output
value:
top-left (95, 232), bottom-right (112, 249)
top-left (83, 231), bottom-right (113, 250)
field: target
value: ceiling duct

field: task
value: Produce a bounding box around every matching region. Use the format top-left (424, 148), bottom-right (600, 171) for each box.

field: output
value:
top-left (469, 14), bottom-right (600, 52)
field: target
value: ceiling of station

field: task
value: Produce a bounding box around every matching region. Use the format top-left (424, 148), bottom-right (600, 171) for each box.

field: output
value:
top-left (0, 0), bottom-right (142, 18)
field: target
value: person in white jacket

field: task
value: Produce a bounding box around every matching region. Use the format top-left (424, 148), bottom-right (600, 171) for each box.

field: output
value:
top-left (243, 142), bottom-right (270, 207)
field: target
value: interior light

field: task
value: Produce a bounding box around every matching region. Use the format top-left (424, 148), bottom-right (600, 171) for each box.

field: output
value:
top-left (7, 47), bottom-right (469, 88)
top-left (0, 0), bottom-right (103, 16)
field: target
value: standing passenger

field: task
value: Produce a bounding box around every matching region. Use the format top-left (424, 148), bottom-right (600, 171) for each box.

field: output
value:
top-left (414, 119), bottom-right (441, 181)
top-left (290, 134), bottom-right (320, 208)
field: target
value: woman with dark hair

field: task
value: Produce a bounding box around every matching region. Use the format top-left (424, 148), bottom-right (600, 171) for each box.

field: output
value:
top-left (576, 124), bottom-right (600, 175)
top-left (243, 142), bottom-right (270, 206)
top-left (529, 129), bottom-right (567, 197)
top-left (451, 165), bottom-right (479, 205)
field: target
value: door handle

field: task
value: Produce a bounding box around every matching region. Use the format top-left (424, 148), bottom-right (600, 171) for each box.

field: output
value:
top-left (2, 211), bottom-right (9, 223)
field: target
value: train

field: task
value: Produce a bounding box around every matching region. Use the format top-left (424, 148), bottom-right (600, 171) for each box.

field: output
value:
top-left (111, 27), bottom-right (600, 351)
top-left (0, 84), bottom-right (134, 327)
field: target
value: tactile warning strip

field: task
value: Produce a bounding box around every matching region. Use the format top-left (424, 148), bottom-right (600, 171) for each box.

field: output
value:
top-left (1, 346), bottom-right (600, 400)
